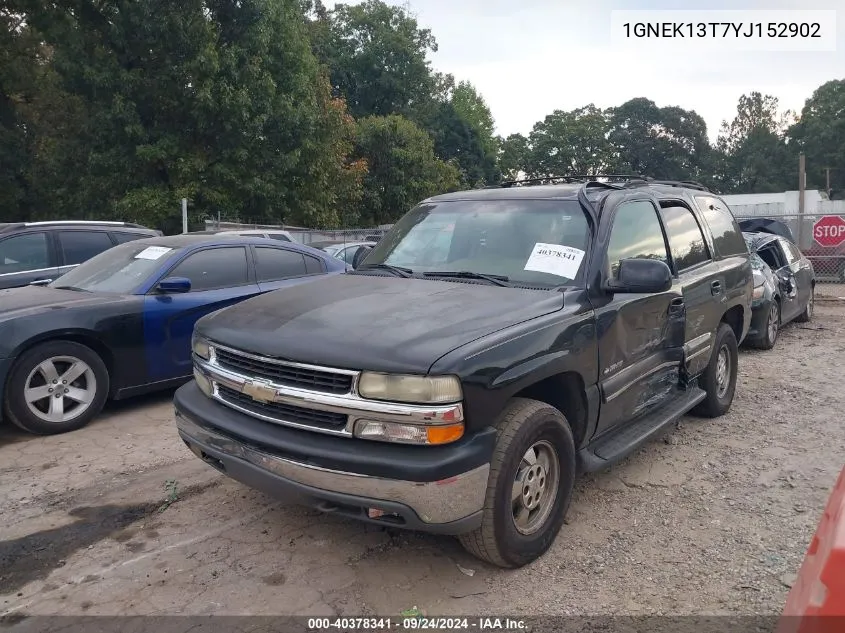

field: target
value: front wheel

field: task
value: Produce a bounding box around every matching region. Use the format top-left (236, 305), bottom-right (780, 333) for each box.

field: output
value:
top-left (4, 341), bottom-right (109, 435)
top-left (692, 322), bottom-right (738, 418)
top-left (749, 301), bottom-right (780, 350)
top-left (458, 398), bottom-right (575, 568)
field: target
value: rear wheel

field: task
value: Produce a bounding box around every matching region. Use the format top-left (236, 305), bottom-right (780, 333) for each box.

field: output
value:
top-left (794, 285), bottom-right (814, 323)
top-left (692, 323), bottom-right (738, 418)
top-left (458, 398), bottom-right (575, 568)
top-left (4, 341), bottom-right (109, 435)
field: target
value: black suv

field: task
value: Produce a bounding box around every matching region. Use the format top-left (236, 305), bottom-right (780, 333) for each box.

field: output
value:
top-left (174, 177), bottom-right (753, 568)
top-left (0, 221), bottom-right (160, 289)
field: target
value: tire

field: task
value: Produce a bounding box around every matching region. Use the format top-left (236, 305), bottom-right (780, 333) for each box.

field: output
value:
top-left (794, 285), bottom-right (814, 323)
top-left (458, 398), bottom-right (576, 568)
top-left (692, 322), bottom-right (738, 418)
top-left (749, 300), bottom-right (780, 350)
top-left (3, 340), bottom-right (109, 435)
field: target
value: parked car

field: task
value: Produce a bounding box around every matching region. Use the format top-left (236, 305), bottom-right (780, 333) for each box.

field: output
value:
top-left (309, 240), bottom-right (377, 267)
top-left (194, 228), bottom-right (295, 242)
top-left (743, 231), bottom-right (815, 349)
top-left (0, 221), bottom-right (160, 290)
top-left (0, 235), bottom-right (346, 435)
top-left (174, 177), bottom-right (753, 568)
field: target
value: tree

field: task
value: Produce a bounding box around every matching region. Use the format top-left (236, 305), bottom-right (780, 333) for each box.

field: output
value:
top-left (451, 81), bottom-right (496, 154)
top-left (497, 133), bottom-right (529, 181)
top-left (15, 0), bottom-right (363, 229)
top-left (353, 115), bottom-right (460, 225)
top-left (716, 92), bottom-right (794, 193)
top-left (313, 0), bottom-right (438, 120)
top-left (608, 98), bottom-right (710, 181)
top-left (789, 79), bottom-right (845, 193)
top-left (525, 105), bottom-right (615, 177)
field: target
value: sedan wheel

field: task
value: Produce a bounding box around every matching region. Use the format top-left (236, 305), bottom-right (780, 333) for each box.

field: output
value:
top-left (24, 356), bottom-right (97, 424)
top-left (4, 340), bottom-right (109, 435)
top-left (766, 304), bottom-right (779, 345)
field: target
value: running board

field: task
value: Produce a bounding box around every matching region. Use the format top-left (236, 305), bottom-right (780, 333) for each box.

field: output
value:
top-left (577, 387), bottom-right (706, 473)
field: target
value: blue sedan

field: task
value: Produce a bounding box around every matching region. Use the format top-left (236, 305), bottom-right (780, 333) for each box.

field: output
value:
top-left (0, 234), bottom-right (346, 435)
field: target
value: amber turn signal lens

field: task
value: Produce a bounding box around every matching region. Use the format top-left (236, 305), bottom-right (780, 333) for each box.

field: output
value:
top-left (425, 423), bottom-right (464, 445)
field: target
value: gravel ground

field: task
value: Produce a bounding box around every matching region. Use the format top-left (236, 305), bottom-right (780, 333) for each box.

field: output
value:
top-left (1, 294), bottom-right (844, 618)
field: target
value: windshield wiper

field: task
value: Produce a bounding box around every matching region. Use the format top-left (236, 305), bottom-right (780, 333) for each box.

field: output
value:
top-left (356, 263), bottom-right (413, 278)
top-left (422, 271), bottom-right (512, 287)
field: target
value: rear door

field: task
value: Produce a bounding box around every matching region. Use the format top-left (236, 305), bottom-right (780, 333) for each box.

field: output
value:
top-left (658, 204), bottom-right (723, 379)
top-left (780, 238), bottom-right (813, 314)
top-left (56, 229), bottom-right (117, 277)
top-left (143, 246), bottom-right (261, 382)
top-left (253, 245), bottom-right (326, 292)
top-left (0, 231), bottom-right (58, 289)
top-left (595, 198), bottom-right (684, 435)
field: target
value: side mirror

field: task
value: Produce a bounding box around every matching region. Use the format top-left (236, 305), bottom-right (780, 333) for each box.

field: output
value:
top-left (606, 258), bottom-right (673, 294)
top-left (352, 246), bottom-right (373, 270)
top-left (157, 276), bottom-right (191, 293)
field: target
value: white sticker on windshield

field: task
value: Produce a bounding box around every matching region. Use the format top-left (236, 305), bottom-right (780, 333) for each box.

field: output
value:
top-left (524, 243), bottom-right (585, 279)
top-left (134, 246), bottom-right (172, 260)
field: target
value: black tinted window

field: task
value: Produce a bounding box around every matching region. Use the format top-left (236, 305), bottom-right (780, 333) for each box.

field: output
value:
top-left (168, 247), bottom-right (249, 291)
top-left (304, 254), bottom-right (324, 274)
top-left (660, 206), bottom-right (711, 271)
top-left (607, 200), bottom-right (669, 278)
top-left (695, 196), bottom-right (747, 257)
top-left (269, 233), bottom-right (291, 242)
top-left (0, 232), bottom-right (50, 274)
top-left (254, 247), bottom-right (307, 281)
top-left (112, 232), bottom-right (147, 244)
top-left (59, 231), bottom-right (114, 265)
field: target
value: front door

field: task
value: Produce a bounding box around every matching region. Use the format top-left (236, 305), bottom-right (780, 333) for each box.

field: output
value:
top-left (658, 204), bottom-right (724, 379)
top-left (595, 198), bottom-right (685, 436)
top-left (143, 246), bottom-right (261, 382)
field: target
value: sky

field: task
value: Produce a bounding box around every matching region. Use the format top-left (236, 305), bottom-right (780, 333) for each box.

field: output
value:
top-left (323, 0), bottom-right (844, 143)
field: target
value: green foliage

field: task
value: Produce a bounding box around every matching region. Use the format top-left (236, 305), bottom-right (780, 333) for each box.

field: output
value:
top-left (525, 105), bottom-right (615, 177)
top-left (353, 115), bottom-right (460, 226)
top-left (789, 80), bottom-right (845, 193)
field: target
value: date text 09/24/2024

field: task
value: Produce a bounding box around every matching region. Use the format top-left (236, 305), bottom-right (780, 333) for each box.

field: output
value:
top-left (307, 617), bottom-right (527, 631)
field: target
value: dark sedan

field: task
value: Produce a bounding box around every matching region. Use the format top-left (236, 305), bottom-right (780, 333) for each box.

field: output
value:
top-left (744, 231), bottom-right (815, 349)
top-left (0, 235), bottom-right (346, 435)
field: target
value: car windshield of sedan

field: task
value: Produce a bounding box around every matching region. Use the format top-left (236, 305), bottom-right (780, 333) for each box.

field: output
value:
top-left (48, 241), bottom-right (180, 294)
top-left (360, 200), bottom-right (591, 287)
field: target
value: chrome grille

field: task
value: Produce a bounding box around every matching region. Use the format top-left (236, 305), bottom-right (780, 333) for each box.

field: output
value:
top-left (214, 348), bottom-right (353, 394)
top-left (217, 385), bottom-right (348, 430)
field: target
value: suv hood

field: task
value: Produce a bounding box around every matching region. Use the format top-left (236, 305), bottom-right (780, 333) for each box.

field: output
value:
top-left (198, 273), bottom-right (565, 374)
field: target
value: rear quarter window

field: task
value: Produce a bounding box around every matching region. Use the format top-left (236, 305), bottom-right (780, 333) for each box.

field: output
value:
top-left (694, 196), bottom-right (748, 257)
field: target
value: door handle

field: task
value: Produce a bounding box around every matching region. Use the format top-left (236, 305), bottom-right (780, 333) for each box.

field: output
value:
top-left (710, 281), bottom-right (722, 295)
top-left (29, 278), bottom-right (53, 286)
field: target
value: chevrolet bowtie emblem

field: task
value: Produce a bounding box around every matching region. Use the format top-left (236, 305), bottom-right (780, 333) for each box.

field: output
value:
top-left (242, 379), bottom-right (276, 403)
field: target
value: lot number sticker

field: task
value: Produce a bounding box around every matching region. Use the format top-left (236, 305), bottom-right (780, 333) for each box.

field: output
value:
top-left (134, 246), bottom-right (173, 260)
top-left (524, 243), bottom-right (585, 279)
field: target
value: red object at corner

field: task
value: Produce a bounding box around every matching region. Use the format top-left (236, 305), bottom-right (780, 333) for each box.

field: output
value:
top-left (777, 466), bottom-right (845, 633)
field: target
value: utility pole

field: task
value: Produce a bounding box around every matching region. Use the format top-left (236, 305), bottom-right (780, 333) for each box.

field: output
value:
top-left (825, 167), bottom-right (832, 198)
top-left (182, 198), bottom-right (188, 234)
top-left (798, 154), bottom-right (806, 248)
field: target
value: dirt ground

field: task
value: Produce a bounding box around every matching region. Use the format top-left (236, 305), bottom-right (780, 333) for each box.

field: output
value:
top-left (2, 288), bottom-right (845, 618)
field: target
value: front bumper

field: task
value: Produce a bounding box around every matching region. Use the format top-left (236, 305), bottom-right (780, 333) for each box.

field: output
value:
top-left (174, 382), bottom-right (494, 534)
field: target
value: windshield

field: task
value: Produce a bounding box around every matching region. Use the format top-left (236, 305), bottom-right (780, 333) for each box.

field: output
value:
top-left (361, 200), bottom-right (591, 286)
top-left (48, 241), bottom-right (180, 294)
top-left (749, 251), bottom-right (768, 272)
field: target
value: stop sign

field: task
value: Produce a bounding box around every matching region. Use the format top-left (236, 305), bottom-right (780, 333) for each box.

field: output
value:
top-left (813, 215), bottom-right (845, 248)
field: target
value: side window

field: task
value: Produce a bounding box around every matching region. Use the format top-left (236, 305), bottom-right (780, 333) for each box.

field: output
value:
top-left (0, 232), bottom-right (51, 274)
top-left (782, 239), bottom-right (802, 264)
top-left (254, 247), bottom-right (308, 282)
top-left (694, 196), bottom-right (748, 257)
top-left (304, 254), bottom-right (324, 274)
top-left (167, 247), bottom-right (250, 291)
top-left (606, 200), bottom-right (669, 278)
top-left (339, 246), bottom-right (359, 265)
top-left (659, 206), bottom-right (711, 271)
top-left (111, 232), bottom-right (146, 244)
top-left (58, 230), bottom-right (115, 266)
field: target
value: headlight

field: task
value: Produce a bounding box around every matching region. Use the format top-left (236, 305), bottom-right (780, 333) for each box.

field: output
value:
top-left (192, 334), bottom-right (211, 360)
top-left (752, 285), bottom-right (764, 300)
top-left (353, 419), bottom-right (464, 445)
top-left (357, 372), bottom-right (462, 404)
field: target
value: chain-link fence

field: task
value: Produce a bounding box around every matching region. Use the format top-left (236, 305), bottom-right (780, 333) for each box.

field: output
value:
top-left (739, 213), bottom-right (845, 282)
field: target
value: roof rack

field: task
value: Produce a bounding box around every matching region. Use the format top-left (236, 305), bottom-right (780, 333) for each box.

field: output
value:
top-left (491, 174), bottom-right (650, 189)
top-left (22, 220), bottom-right (146, 227)
top-left (625, 179), bottom-right (712, 193)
